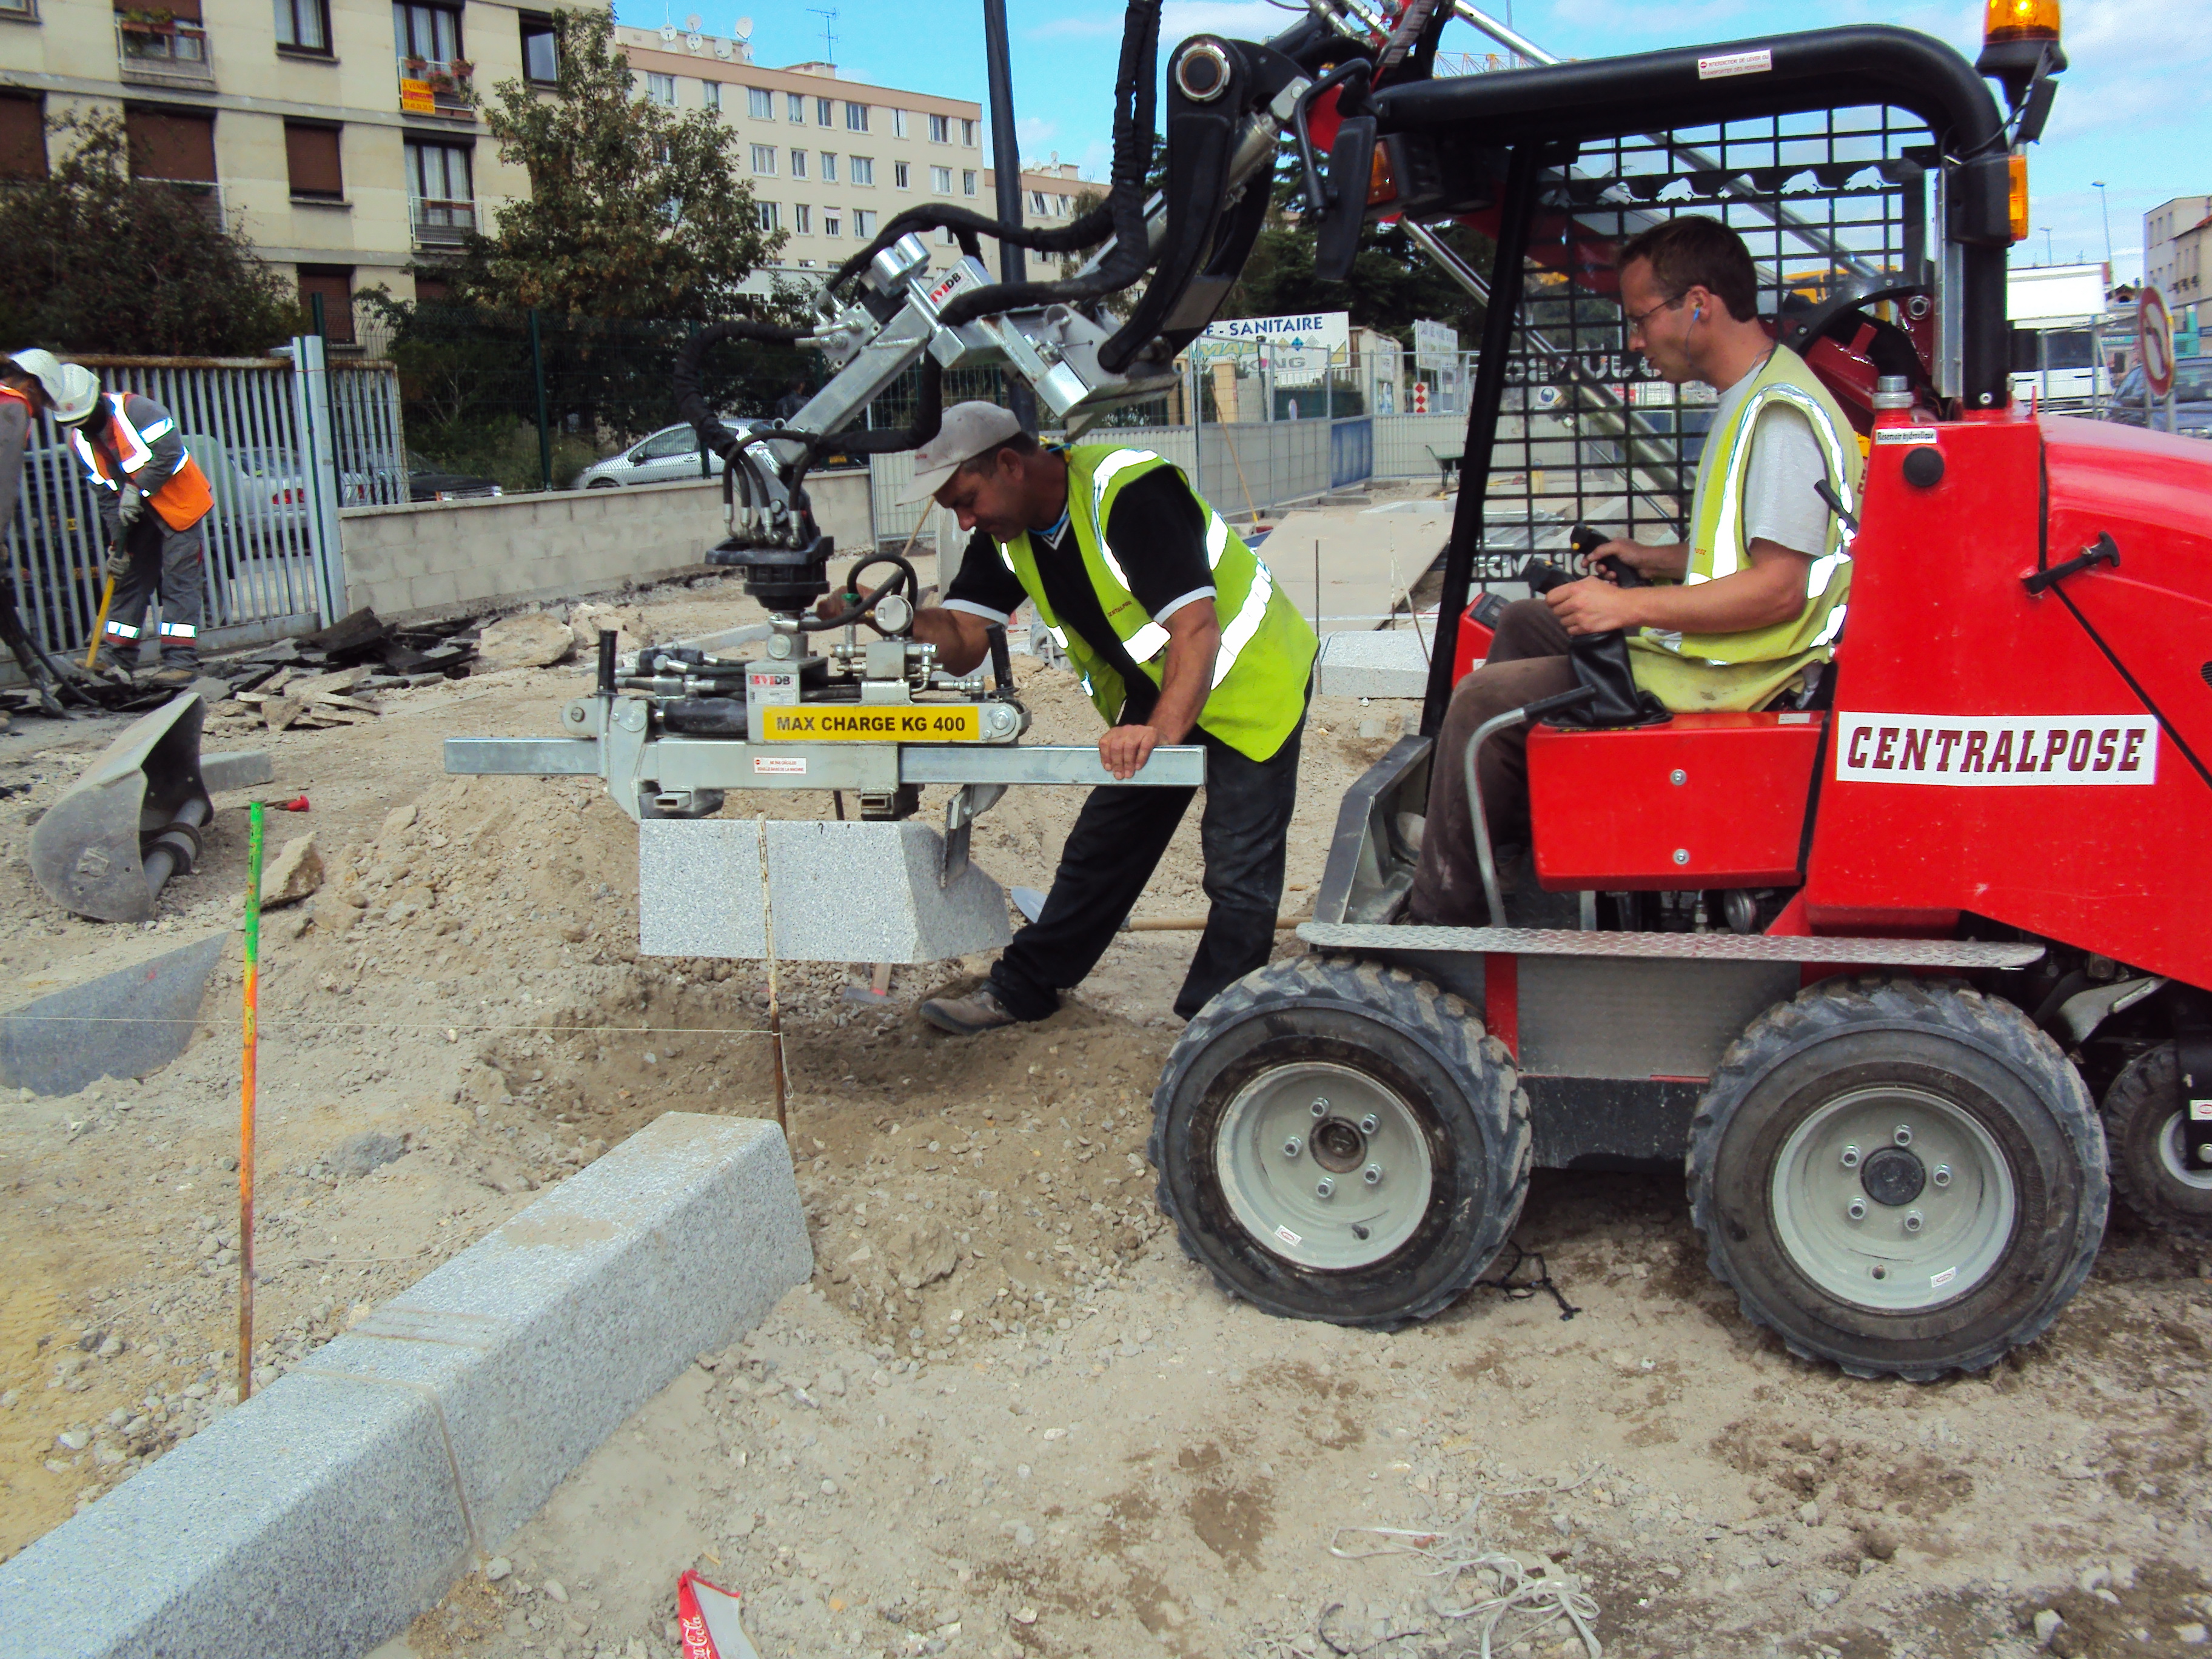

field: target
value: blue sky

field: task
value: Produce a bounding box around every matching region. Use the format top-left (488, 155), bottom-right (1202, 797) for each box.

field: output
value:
top-left (615, 1), bottom-right (2210, 283)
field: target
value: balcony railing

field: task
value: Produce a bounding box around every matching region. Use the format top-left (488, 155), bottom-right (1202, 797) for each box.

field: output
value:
top-left (116, 16), bottom-right (213, 87)
top-left (411, 198), bottom-right (476, 244)
top-left (397, 58), bottom-right (477, 116)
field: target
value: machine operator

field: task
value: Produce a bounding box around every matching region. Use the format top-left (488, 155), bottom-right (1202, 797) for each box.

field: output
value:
top-left (834, 401), bottom-right (1318, 1034)
top-left (4, 350), bottom-right (215, 688)
top-left (1409, 216), bottom-right (1865, 926)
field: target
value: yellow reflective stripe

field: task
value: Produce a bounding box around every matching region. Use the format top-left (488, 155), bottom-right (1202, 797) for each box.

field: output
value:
top-left (1088, 447), bottom-right (1161, 590)
top-left (1212, 560), bottom-right (1273, 688)
top-left (1811, 600), bottom-right (1847, 648)
top-left (1204, 511), bottom-right (1228, 569)
top-left (138, 417), bottom-right (175, 441)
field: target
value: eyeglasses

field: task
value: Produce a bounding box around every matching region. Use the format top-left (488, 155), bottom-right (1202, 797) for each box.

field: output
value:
top-left (1622, 292), bottom-right (1687, 340)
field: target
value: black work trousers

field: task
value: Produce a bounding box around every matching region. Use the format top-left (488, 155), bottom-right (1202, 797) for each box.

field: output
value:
top-left (990, 711), bottom-right (1305, 1024)
top-left (102, 510), bottom-right (207, 668)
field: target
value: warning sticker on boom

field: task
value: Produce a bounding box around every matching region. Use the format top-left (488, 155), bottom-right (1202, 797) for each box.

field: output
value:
top-left (1835, 713), bottom-right (2159, 786)
top-left (759, 706), bottom-right (981, 743)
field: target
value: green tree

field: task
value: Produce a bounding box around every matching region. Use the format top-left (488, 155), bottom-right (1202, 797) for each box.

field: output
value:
top-left (451, 8), bottom-right (785, 319)
top-left (0, 113), bottom-right (298, 355)
top-left (1225, 210), bottom-right (1495, 349)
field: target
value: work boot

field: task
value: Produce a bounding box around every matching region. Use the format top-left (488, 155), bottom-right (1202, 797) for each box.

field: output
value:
top-left (146, 664), bottom-right (198, 689)
top-left (919, 983), bottom-right (1020, 1036)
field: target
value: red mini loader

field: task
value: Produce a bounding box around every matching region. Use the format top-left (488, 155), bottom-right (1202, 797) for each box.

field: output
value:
top-left (1148, 8), bottom-right (2208, 1379)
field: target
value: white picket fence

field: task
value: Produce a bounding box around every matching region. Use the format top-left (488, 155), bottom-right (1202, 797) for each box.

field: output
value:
top-left (6, 337), bottom-right (402, 660)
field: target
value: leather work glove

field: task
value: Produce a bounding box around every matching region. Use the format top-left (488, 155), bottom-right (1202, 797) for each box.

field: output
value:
top-left (116, 486), bottom-right (144, 530)
top-left (104, 542), bottom-right (133, 581)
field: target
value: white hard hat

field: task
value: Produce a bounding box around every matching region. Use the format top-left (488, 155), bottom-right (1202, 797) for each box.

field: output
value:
top-left (899, 401), bottom-right (1024, 503)
top-left (5, 349), bottom-right (100, 424)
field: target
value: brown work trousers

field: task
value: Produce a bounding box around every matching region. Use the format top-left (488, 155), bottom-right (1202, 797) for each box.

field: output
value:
top-left (1407, 599), bottom-right (1577, 926)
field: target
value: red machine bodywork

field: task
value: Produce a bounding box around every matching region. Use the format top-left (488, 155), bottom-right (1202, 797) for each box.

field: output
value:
top-left (1515, 409), bottom-right (2212, 993)
top-left (1529, 712), bottom-right (1823, 888)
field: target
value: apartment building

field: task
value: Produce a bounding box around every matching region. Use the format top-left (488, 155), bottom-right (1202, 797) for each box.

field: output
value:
top-left (612, 25), bottom-right (1094, 289)
top-left (2146, 196), bottom-right (2212, 330)
top-left (0, 0), bottom-right (557, 340)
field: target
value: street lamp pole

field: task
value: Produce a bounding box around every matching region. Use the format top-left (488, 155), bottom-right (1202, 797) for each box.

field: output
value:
top-left (2042, 226), bottom-right (2054, 265)
top-left (2092, 179), bottom-right (2114, 269)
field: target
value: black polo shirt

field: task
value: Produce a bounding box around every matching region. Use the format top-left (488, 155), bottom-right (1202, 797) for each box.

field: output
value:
top-left (942, 466), bottom-right (1215, 726)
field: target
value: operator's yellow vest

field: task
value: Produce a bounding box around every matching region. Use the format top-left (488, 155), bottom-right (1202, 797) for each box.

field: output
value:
top-left (996, 446), bottom-right (1317, 762)
top-left (1628, 347), bottom-right (1864, 711)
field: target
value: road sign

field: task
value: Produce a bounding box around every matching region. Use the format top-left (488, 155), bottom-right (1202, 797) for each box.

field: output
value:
top-left (1200, 312), bottom-right (1350, 352)
top-left (2140, 285), bottom-right (2176, 398)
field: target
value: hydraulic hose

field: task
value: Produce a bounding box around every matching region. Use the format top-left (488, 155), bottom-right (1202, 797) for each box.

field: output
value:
top-left (673, 318), bottom-right (806, 461)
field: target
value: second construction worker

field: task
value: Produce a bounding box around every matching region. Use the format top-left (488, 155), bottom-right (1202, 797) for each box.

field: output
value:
top-left (832, 401), bottom-right (1318, 1035)
top-left (4, 350), bottom-right (213, 685)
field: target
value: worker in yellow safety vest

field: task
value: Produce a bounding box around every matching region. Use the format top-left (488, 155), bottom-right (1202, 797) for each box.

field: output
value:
top-left (6, 350), bottom-right (215, 686)
top-left (826, 401), bottom-right (1318, 1034)
top-left (1409, 216), bottom-right (1865, 927)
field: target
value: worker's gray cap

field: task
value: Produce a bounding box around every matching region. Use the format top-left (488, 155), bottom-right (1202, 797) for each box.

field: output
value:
top-left (899, 401), bottom-right (1024, 503)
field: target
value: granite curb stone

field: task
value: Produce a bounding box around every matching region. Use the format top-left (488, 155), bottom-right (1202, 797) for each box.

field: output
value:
top-left (0, 1111), bottom-right (812, 1658)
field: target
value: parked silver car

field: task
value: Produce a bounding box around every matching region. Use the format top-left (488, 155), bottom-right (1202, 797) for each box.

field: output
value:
top-left (577, 418), bottom-right (749, 488)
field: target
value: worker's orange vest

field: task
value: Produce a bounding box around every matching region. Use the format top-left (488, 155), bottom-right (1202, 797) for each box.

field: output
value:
top-left (69, 395), bottom-right (213, 530)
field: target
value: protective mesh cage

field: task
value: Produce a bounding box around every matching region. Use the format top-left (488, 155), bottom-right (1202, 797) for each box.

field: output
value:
top-left (1473, 105), bottom-right (1932, 586)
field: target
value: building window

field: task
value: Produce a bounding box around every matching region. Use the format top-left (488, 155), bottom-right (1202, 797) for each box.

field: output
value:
top-left (758, 201), bottom-right (779, 231)
top-left (849, 156), bottom-right (872, 186)
top-left (701, 80), bottom-right (720, 110)
top-left (275, 0), bottom-right (332, 55)
top-left (748, 85), bottom-right (773, 119)
top-left (404, 138), bottom-right (473, 236)
top-left (284, 121), bottom-right (344, 198)
top-left (786, 92), bottom-right (804, 122)
top-left (647, 72), bottom-right (676, 106)
top-left (1029, 190), bottom-right (1047, 215)
top-left (793, 203), bottom-right (811, 233)
top-left (297, 266), bottom-right (357, 343)
top-left (852, 209), bottom-right (874, 238)
top-left (789, 148), bottom-right (807, 178)
top-left (749, 143), bottom-right (776, 175)
top-left (844, 101), bottom-right (867, 132)
top-left (1057, 194), bottom-right (1071, 215)
top-left (891, 108), bottom-right (908, 138)
top-left (126, 107), bottom-right (216, 184)
top-left (520, 12), bottom-right (558, 82)
top-left (0, 93), bottom-right (47, 182)
top-left (928, 112), bottom-right (948, 144)
top-left (819, 152), bottom-right (835, 182)
top-left (960, 118), bottom-right (976, 146)
top-left (815, 96), bottom-right (831, 126)
top-left (823, 212), bottom-right (839, 237)
top-left (392, 1), bottom-right (463, 68)
top-left (893, 161), bottom-right (908, 189)
top-left (961, 169), bottom-right (976, 196)
top-left (930, 164), bottom-right (950, 193)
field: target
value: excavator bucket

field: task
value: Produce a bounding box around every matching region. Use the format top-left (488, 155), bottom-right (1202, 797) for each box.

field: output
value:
top-left (30, 693), bottom-right (216, 923)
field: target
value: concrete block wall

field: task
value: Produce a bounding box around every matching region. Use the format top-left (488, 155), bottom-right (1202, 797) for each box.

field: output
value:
top-left (335, 469), bottom-right (873, 621)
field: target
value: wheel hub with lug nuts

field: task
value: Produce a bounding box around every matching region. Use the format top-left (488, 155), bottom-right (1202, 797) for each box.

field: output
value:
top-left (1214, 1061), bottom-right (1435, 1271)
top-left (1770, 1084), bottom-right (2017, 1312)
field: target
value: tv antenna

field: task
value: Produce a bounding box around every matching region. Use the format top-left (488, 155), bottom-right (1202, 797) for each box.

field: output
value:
top-left (806, 5), bottom-right (837, 62)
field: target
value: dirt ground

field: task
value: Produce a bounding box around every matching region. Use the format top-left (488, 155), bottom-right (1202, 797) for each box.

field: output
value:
top-left (1, 563), bottom-right (2208, 1659)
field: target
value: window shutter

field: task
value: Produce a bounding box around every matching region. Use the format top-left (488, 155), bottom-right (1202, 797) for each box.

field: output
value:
top-left (297, 269), bottom-right (357, 344)
top-left (284, 123), bottom-right (343, 197)
top-left (0, 93), bottom-right (44, 182)
top-left (125, 108), bottom-right (216, 183)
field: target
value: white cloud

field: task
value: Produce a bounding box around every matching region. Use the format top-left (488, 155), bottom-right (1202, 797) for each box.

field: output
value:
top-left (1159, 1), bottom-right (1300, 42)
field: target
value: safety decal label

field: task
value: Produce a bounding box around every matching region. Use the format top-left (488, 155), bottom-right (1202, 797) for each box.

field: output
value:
top-left (752, 755), bottom-right (807, 775)
top-left (759, 705), bottom-right (981, 743)
top-left (1874, 427), bottom-right (1941, 446)
top-left (1698, 48), bottom-right (1772, 79)
top-left (1835, 713), bottom-right (2159, 786)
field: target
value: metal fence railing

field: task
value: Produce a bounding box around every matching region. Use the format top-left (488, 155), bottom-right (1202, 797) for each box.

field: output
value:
top-left (5, 338), bottom-right (395, 660)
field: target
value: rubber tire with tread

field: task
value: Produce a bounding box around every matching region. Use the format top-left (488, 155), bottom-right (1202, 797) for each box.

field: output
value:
top-left (2101, 1044), bottom-right (2212, 1240)
top-left (1687, 974), bottom-right (2106, 1381)
top-left (1148, 955), bottom-right (1529, 1327)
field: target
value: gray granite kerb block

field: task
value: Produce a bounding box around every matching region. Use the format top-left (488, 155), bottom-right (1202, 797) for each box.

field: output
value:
top-left (1313, 629), bottom-right (1432, 699)
top-left (639, 817), bottom-right (1012, 964)
top-left (0, 1112), bottom-right (813, 1659)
